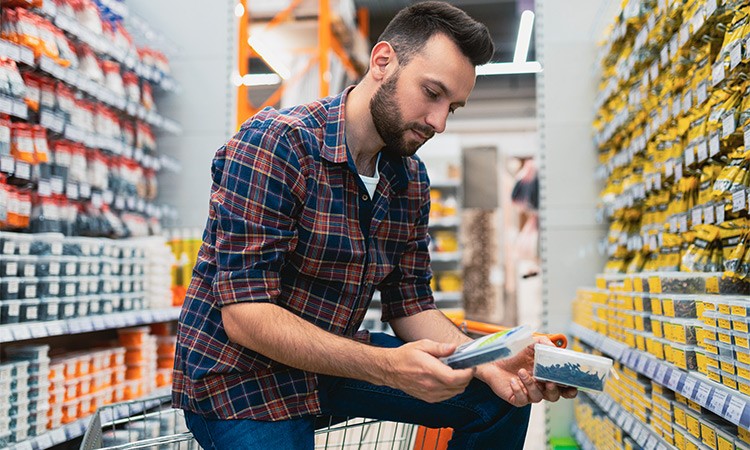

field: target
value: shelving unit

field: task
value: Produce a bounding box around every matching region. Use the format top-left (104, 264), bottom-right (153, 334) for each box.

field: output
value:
top-left (0, 0), bottom-right (183, 447)
top-left (571, 323), bottom-right (750, 430)
top-left (0, 307), bottom-right (180, 343)
top-left (2, 386), bottom-right (171, 450)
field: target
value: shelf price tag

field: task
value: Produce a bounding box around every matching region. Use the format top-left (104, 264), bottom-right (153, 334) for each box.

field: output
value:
top-left (730, 41), bottom-right (743, 69)
top-left (15, 441), bottom-right (33, 450)
top-left (692, 207), bottom-right (702, 226)
top-left (723, 113), bottom-right (737, 137)
top-left (37, 433), bottom-right (54, 448)
top-left (712, 62), bottom-right (726, 86)
top-left (727, 396), bottom-right (747, 424)
top-left (645, 435), bottom-right (658, 450)
top-left (667, 370), bottom-right (682, 390)
top-left (696, 139), bottom-right (708, 162)
top-left (717, 203), bottom-right (726, 224)
top-left (50, 428), bottom-right (67, 444)
top-left (710, 389), bottom-right (729, 413)
top-left (656, 364), bottom-right (668, 384)
top-left (682, 377), bottom-right (697, 398)
top-left (645, 359), bottom-right (657, 378)
top-left (733, 188), bottom-right (746, 212)
top-left (710, 132), bottom-right (720, 156)
top-left (705, 204), bottom-right (715, 224)
top-left (13, 326), bottom-right (31, 340)
top-left (695, 81), bottom-right (708, 105)
top-left (0, 327), bottom-right (12, 342)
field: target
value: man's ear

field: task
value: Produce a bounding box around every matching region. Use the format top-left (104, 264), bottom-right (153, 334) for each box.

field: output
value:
top-left (369, 41), bottom-right (398, 82)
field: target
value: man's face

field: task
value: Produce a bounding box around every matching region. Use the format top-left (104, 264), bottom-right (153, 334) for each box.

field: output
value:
top-left (370, 33), bottom-right (476, 157)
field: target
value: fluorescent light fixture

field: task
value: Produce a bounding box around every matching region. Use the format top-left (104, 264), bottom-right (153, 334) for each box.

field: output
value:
top-left (476, 61), bottom-right (542, 75)
top-left (234, 3), bottom-right (245, 17)
top-left (242, 73), bottom-right (282, 86)
top-left (514, 10), bottom-right (535, 63)
top-left (247, 35), bottom-right (292, 79)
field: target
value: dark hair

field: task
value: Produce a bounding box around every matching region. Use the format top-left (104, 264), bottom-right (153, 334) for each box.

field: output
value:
top-left (377, 1), bottom-right (494, 67)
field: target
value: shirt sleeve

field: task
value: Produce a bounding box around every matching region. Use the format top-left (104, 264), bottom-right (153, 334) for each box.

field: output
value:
top-left (210, 125), bottom-right (306, 308)
top-left (378, 158), bottom-right (436, 322)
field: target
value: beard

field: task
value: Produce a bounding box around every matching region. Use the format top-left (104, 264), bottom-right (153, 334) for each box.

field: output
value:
top-left (369, 72), bottom-right (435, 157)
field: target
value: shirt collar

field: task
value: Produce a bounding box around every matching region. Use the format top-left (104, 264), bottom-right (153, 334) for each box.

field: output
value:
top-left (322, 86), bottom-right (409, 191)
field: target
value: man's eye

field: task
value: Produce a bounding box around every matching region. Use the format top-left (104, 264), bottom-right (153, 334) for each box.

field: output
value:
top-left (424, 88), bottom-right (438, 99)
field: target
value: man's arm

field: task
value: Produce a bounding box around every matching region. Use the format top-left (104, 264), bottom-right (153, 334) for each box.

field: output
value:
top-left (389, 309), bottom-right (577, 406)
top-left (222, 302), bottom-right (475, 403)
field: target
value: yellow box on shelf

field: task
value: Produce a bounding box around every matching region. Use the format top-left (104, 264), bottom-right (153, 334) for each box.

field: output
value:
top-left (723, 371), bottom-right (739, 390)
top-left (686, 409), bottom-right (702, 440)
top-left (674, 403), bottom-right (688, 429)
top-left (733, 316), bottom-right (750, 334)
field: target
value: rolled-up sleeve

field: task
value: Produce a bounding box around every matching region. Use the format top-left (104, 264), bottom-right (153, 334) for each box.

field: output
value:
top-left (378, 160), bottom-right (436, 321)
top-left (210, 125), bottom-right (306, 308)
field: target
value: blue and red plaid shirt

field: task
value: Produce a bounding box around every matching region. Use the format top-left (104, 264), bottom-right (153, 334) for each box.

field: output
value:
top-left (172, 87), bottom-right (436, 421)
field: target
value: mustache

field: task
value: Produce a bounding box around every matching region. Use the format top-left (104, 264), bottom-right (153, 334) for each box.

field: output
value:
top-left (409, 124), bottom-right (435, 139)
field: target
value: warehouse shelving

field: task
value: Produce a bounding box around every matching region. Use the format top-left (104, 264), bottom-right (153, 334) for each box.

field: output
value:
top-left (0, 307), bottom-right (180, 343)
top-left (571, 323), bottom-right (750, 430)
top-left (579, 390), bottom-right (674, 450)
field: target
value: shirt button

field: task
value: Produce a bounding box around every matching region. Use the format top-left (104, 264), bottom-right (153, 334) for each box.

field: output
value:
top-left (362, 194), bottom-right (369, 201)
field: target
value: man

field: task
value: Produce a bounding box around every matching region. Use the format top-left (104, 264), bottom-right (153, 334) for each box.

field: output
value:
top-left (173, 2), bottom-right (576, 449)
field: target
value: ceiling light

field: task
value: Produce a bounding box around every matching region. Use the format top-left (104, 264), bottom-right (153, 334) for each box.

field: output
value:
top-left (476, 61), bottom-right (542, 75)
top-left (514, 10), bottom-right (535, 63)
top-left (234, 3), bottom-right (245, 17)
top-left (247, 35), bottom-right (292, 79)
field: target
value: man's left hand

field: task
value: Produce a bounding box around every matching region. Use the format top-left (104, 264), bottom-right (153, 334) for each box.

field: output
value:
top-left (474, 335), bottom-right (578, 407)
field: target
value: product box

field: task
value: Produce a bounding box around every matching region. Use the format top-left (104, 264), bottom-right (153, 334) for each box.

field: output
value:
top-left (533, 345), bottom-right (613, 391)
top-left (441, 325), bottom-right (534, 369)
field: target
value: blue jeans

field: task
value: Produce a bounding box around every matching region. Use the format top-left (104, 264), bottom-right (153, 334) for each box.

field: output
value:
top-left (183, 333), bottom-right (531, 450)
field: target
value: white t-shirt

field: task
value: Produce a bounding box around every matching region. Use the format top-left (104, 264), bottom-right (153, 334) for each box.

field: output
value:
top-left (358, 153), bottom-right (381, 198)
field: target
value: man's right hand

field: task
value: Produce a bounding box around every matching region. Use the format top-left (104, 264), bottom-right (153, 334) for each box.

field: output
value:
top-left (381, 339), bottom-right (475, 403)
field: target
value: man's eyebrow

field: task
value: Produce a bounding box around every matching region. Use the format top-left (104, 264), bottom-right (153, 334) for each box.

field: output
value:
top-left (426, 78), bottom-right (466, 107)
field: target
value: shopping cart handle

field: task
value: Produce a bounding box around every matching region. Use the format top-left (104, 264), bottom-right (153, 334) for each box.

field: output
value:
top-left (449, 318), bottom-right (568, 348)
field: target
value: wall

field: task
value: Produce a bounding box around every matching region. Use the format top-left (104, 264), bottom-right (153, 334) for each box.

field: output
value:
top-left (537, 0), bottom-right (614, 440)
top-left (127, 0), bottom-right (238, 228)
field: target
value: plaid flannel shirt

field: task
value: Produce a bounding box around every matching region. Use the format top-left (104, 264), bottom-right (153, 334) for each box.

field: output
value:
top-left (172, 87), bottom-right (436, 421)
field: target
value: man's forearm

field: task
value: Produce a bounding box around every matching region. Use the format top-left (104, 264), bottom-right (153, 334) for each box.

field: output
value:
top-left (222, 303), bottom-right (390, 385)
top-left (389, 309), bottom-right (472, 346)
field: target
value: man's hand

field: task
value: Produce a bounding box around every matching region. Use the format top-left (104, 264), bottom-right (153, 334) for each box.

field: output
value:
top-left (475, 336), bottom-right (578, 407)
top-left (383, 339), bottom-right (476, 403)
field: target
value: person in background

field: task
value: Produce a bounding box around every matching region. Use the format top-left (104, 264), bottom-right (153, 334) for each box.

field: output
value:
top-left (172, 2), bottom-right (577, 449)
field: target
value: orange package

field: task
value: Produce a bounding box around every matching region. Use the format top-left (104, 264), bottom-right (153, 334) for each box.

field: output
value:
top-left (11, 122), bottom-right (35, 163)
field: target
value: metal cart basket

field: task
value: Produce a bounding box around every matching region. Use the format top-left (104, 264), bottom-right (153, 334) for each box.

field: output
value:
top-left (79, 395), bottom-right (427, 450)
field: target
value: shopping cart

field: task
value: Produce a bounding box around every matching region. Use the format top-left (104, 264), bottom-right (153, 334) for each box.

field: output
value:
top-left (80, 322), bottom-right (566, 450)
top-left (79, 395), bottom-right (419, 449)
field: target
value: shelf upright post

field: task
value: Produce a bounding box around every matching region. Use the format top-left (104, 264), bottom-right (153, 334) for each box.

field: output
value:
top-left (318, 0), bottom-right (331, 98)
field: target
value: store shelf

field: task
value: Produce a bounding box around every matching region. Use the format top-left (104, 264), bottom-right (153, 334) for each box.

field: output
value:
top-left (4, 386), bottom-right (171, 450)
top-left (428, 216), bottom-right (460, 228)
top-left (580, 390), bottom-right (675, 450)
top-left (430, 180), bottom-right (460, 189)
top-left (571, 324), bottom-right (750, 430)
top-left (0, 307), bottom-right (180, 343)
top-left (0, 39), bottom-right (181, 135)
top-left (430, 252), bottom-right (461, 263)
